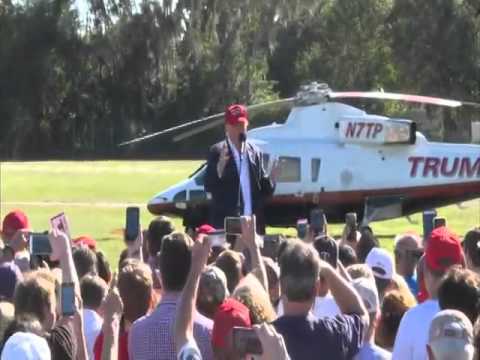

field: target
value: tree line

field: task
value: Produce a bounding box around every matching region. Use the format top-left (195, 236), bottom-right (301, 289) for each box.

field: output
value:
top-left (1, 0), bottom-right (479, 159)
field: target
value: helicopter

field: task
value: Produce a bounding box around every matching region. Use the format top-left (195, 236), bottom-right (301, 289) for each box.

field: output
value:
top-left (119, 83), bottom-right (480, 228)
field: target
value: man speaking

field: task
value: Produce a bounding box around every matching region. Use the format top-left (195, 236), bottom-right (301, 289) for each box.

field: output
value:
top-left (205, 104), bottom-right (277, 234)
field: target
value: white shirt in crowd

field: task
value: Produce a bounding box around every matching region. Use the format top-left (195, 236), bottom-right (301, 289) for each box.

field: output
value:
top-left (83, 308), bottom-right (103, 360)
top-left (227, 137), bottom-right (252, 216)
top-left (277, 294), bottom-right (340, 318)
top-left (392, 299), bottom-right (440, 360)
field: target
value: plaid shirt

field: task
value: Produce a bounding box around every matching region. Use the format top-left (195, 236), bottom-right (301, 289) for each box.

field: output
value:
top-left (128, 294), bottom-right (213, 360)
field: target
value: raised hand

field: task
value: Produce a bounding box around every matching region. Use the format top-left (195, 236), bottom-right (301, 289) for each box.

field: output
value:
top-left (217, 143), bottom-right (230, 178)
top-left (191, 234), bottom-right (211, 274)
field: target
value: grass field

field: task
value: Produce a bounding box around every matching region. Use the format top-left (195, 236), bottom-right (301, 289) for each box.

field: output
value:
top-left (1, 161), bottom-right (479, 266)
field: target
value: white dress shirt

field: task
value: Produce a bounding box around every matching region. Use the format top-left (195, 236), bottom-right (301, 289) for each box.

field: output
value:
top-left (227, 137), bottom-right (252, 216)
top-left (83, 308), bottom-right (103, 359)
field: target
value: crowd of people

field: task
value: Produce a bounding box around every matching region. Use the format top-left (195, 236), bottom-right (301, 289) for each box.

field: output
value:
top-left (0, 208), bottom-right (479, 360)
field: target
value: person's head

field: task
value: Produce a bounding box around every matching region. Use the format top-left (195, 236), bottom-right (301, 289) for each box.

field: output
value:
top-left (73, 235), bottom-right (97, 251)
top-left (1, 210), bottom-right (29, 242)
top-left (352, 277), bottom-right (380, 341)
top-left (158, 232), bottom-right (193, 292)
top-left (197, 266), bottom-right (229, 319)
top-left (232, 275), bottom-right (277, 324)
top-left (224, 104), bottom-right (248, 143)
top-left (462, 228), bottom-right (480, 271)
top-left (313, 235), bottom-right (338, 269)
top-left (263, 257), bottom-right (281, 307)
top-left (366, 247), bottom-right (394, 300)
top-left (1, 325), bottom-right (50, 360)
top-left (389, 274), bottom-right (417, 305)
top-left (438, 267), bottom-right (480, 325)
top-left (147, 216), bottom-right (175, 258)
top-left (80, 275), bottom-right (108, 312)
top-left (0, 262), bottom-right (23, 302)
top-left (346, 263), bottom-right (375, 282)
top-left (427, 309), bottom-right (474, 360)
top-left (339, 244), bottom-right (358, 267)
top-left (73, 246), bottom-right (98, 278)
top-left (95, 250), bottom-right (112, 284)
top-left (424, 227), bottom-right (464, 298)
top-left (14, 270), bottom-right (57, 330)
top-left (376, 289), bottom-right (417, 350)
top-left (279, 240), bottom-right (320, 306)
top-left (117, 259), bottom-right (154, 324)
top-left (356, 229), bottom-right (380, 263)
top-left (215, 250), bottom-right (244, 293)
top-left (394, 233), bottom-right (423, 277)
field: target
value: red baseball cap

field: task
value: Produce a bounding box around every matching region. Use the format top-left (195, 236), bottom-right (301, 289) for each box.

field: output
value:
top-left (1, 210), bottom-right (29, 236)
top-left (212, 298), bottom-right (251, 348)
top-left (73, 235), bottom-right (97, 250)
top-left (425, 227), bottom-right (464, 272)
top-left (196, 224), bottom-right (216, 235)
top-left (225, 104), bottom-right (249, 126)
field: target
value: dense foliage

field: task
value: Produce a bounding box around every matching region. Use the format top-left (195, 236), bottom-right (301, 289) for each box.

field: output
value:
top-left (1, 0), bottom-right (480, 159)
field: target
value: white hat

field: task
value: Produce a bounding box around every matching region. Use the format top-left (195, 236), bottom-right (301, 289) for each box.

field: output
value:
top-left (1, 332), bottom-right (51, 360)
top-left (428, 309), bottom-right (474, 360)
top-left (365, 247), bottom-right (394, 280)
top-left (352, 277), bottom-right (379, 314)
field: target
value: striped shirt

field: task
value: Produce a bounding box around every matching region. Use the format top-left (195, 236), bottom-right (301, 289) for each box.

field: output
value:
top-left (128, 294), bottom-right (213, 360)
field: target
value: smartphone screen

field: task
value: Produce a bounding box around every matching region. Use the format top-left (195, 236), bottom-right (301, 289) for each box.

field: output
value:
top-left (434, 217), bottom-right (446, 229)
top-left (224, 217), bottom-right (242, 235)
top-left (50, 212), bottom-right (71, 238)
top-left (262, 234), bottom-right (282, 260)
top-left (232, 326), bottom-right (262, 355)
top-left (345, 213), bottom-right (357, 241)
top-left (125, 207), bottom-right (140, 242)
top-left (207, 230), bottom-right (226, 248)
top-left (296, 219), bottom-right (308, 239)
top-left (310, 208), bottom-right (325, 235)
top-left (423, 210), bottom-right (437, 241)
top-left (29, 233), bottom-right (52, 256)
top-left (61, 283), bottom-right (75, 316)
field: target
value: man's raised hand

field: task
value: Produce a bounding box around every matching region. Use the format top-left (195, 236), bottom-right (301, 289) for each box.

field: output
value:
top-left (191, 234), bottom-right (211, 274)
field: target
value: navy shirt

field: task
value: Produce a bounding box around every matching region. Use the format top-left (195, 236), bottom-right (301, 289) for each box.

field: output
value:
top-left (273, 313), bottom-right (365, 360)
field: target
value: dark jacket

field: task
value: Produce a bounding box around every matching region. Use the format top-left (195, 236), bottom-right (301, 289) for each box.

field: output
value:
top-left (204, 140), bottom-right (275, 234)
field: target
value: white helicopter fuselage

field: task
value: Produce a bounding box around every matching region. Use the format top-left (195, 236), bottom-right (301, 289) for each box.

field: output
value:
top-left (148, 102), bottom-right (480, 225)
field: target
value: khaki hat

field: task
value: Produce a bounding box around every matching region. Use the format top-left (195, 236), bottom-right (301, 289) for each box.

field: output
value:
top-left (352, 277), bottom-right (379, 314)
top-left (428, 309), bottom-right (474, 360)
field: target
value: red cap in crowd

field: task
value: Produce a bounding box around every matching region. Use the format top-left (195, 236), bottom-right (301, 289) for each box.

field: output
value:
top-left (73, 235), bottom-right (97, 250)
top-left (1, 210), bottom-right (29, 236)
top-left (196, 224), bottom-right (216, 235)
top-left (425, 227), bottom-right (464, 272)
top-left (212, 298), bottom-right (251, 348)
top-left (225, 104), bottom-right (249, 126)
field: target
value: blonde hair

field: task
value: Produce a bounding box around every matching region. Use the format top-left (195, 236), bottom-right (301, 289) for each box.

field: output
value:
top-left (347, 263), bottom-right (375, 281)
top-left (233, 274), bottom-right (276, 324)
top-left (389, 274), bottom-right (417, 306)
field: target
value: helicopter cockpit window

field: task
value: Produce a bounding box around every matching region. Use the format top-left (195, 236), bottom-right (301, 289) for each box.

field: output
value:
top-left (311, 159), bottom-right (321, 182)
top-left (173, 190), bottom-right (187, 202)
top-left (189, 190), bottom-right (207, 201)
top-left (277, 157), bottom-right (301, 183)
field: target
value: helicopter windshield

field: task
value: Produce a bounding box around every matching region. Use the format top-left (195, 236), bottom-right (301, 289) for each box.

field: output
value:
top-left (189, 163), bottom-right (207, 186)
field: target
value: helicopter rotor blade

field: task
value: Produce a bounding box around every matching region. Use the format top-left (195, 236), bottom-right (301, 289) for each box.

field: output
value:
top-left (329, 91), bottom-right (480, 108)
top-left (170, 97), bottom-right (296, 143)
top-left (117, 112), bottom-right (224, 146)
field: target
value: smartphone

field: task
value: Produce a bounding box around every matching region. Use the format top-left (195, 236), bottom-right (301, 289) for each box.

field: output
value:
top-left (207, 230), bottom-right (227, 248)
top-left (225, 217), bottom-right (242, 236)
top-left (50, 212), bottom-right (71, 238)
top-left (232, 326), bottom-right (262, 355)
top-left (310, 208), bottom-right (326, 235)
top-left (423, 210), bottom-right (437, 241)
top-left (296, 219), bottom-right (308, 239)
top-left (434, 217), bottom-right (447, 229)
top-left (345, 212), bottom-right (357, 242)
top-left (29, 233), bottom-right (52, 256)
top-left (125, 207), bottom-right (140, 242)
top-left (61, 283), bottom-right (75, 316)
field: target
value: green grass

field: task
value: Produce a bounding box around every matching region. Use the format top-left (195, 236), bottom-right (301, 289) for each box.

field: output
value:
top-left (1, 161), bottom-right (479, 265)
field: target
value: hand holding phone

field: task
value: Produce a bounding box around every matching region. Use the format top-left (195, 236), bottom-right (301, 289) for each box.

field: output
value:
top-left (125, 207), bottom-right (140, 242)
top-left (296, 219), bottom-right (308, 240)
top-left (310, 208), bottom-right (326, 236)
top-left (232, 326), bottom-right (263, 356)
top-left (225, 217), bottom-right (242, 236)
top-left (29, 233), bottom-right (52, 256)
top-left (433, 217), bottom-right (446, 229)
top-left (345, 213), bottom-right (357, 242)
